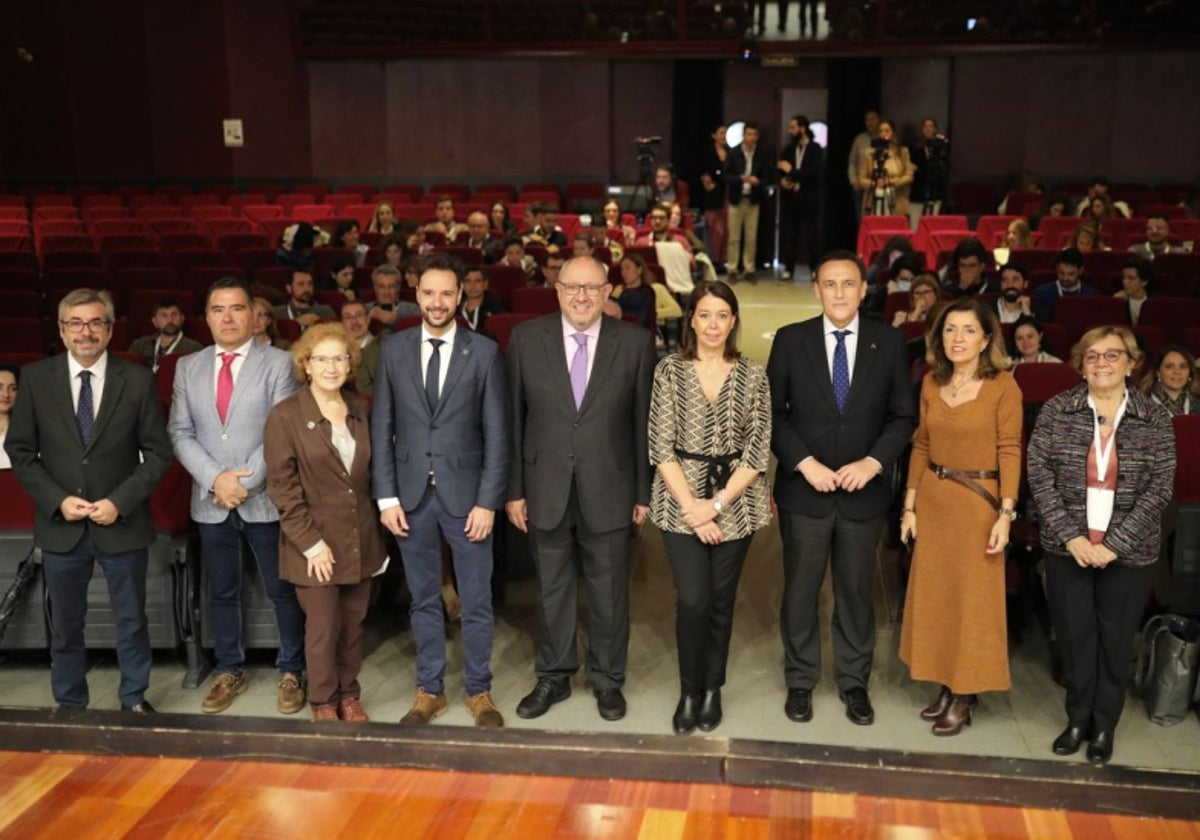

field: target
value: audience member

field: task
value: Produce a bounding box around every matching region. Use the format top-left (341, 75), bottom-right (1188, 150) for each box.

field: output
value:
top-left (0, 363), bottom-right (16, 470)
top-left (602, 199), bottom-right (638, 247)
top-left (327, 254), bottom-right (359, 303)
top-left (129, 298), bottom-right (203, 371)
top-left (940, 237), bottom-right (991, 297)
top-left (490, 201), bottom-right (515, 237)
top-left (380, 234), bottom-right (406, 268)
top-left (275, 269), bottom-right (336, 328)
top-left (1073, 177), bottom-right (1131, 219)
top-left (883, 252), bottom-right (922, 293)
top-left (499, 236), bottom-right (538, 283)
top-left (1140, 345), bottom-right (1200, 416)
top-left (1011, 315), bottom-right (1062, 364)
top-left (367, 264), bottom-right (418, 328)
top-left (253, 297), bottom-right (291, 351)
top-left (1114, 258), bottom-right (1152, 324)
top-left (332, 220), bottom-right (369, 267)
top-left (425, 195), bottom-right (467, 241)
top-left (1032, 248), bottom-right (1099, 322)
top-left (892, 274), bottom-right (941, 326)
top-left (571, 232), bottom-right (595, 259)
top-left (523, 202), bottom-right (567, 251)
top-left (340, 300), bottom-right (380, 396)
top-left (725, 121), bottom-right (770, 282)
top-left (1068, 222), bottom-right (1106, 253)
top-left (1128, 214), bottom-right (1184, 260)
top-left (612, 253), bottom-right (658, 332)
top-left (540, 252), bottom-right (566, 287)
top-left (275, 221), bottom-right (327, 273)
top-left (368, 200), bottom-right (396, 235)
top-left (994, 263), bottom-right (1032, 324)
top-left (463, 211), bottom-right (501, 261)
top-left (993, 219), bottom-right (1033, 265)
top-left (460, 265), bottom-right (504, 334)
top-left (652, 165), bottom-right (678, 204)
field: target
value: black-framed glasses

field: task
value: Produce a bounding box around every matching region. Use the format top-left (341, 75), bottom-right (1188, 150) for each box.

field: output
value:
top-left (60, 318), bottom-right (111, 334)
top-left (1083, 349), bottom-right (1127, 365)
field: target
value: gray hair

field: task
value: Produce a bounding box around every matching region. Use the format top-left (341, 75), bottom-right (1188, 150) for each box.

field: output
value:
top-left (58, 288), bottom-right (115, 323)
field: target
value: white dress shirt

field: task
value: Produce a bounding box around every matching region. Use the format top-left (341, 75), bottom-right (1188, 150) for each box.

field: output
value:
top-left (67, 351), bottom-right (108, 416)
top-left (822, 314), bottom-right (861, 382)
top-left (561, 316), bottom-right (601, 382)
top-left (211, 338), bottom-right (255, 402)
top-left (420, 323), bottom-right (456, 398)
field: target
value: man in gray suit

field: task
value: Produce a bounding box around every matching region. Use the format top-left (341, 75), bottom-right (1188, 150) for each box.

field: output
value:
top-left (6, 288), bottom-right (172, 713)
top-left (506, 256), bottom-right (656, 722)
top-left (169, 277), bottom-right (306, 715)
top-left (372, 252), bottom-right (509, 728)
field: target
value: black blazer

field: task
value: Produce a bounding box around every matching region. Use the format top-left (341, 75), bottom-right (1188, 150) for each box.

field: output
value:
top-left (766, 316), bottom-right (917, 519)
top-left (724, 143), bottom-right (772, 205)
top-left (507, 313), bottom-right (655, 534)
top-left (5, 353), bottom-right (173, 554)
top-left (778, 139), bottom-right (824, 213)
top-left (700, 142), bottom-right (729, 209)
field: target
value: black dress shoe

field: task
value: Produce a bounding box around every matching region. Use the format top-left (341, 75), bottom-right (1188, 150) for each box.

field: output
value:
top-left (1052, 725), bottom-right (1089, 756)
top-left (840, 687), bottom-right (875, 726)
top-left (121, 701), bottom-right (156, 714)
top-left (595, 688), bottom-right (626, 721)
top-left (1087, 730), bottom-right (1114, 765)
top-left (673, 694), bottom-right (700, 735)
top-left (697, 689), bottom-right (722, 732)
top-left (784, 688), bottom-right (813, 722)
top-left (516, 678), bottom-right (571, 719)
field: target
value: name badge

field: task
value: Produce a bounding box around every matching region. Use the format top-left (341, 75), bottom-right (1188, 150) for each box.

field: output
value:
top-left (1086, 486), bottom-right (1115, 534)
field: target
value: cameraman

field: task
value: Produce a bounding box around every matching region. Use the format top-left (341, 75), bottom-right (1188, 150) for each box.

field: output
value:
top-left (855, 118), bottom-right (913, 218)
top-left (909, 117), bottom-right (949, 226)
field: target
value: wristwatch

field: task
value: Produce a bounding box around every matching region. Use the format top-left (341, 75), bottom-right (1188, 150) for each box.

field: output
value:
top-left (999, 507), bottom-right (1017, 521)
top-left (712, 498), bottom-right (724, 514)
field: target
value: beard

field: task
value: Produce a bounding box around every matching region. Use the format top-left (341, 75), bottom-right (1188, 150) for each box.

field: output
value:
top-left (1002, 288), bottom-right (1022, 303)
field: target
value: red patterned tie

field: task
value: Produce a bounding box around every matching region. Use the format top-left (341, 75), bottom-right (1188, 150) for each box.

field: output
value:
top-left (216, 352), bottom-right (236, 424)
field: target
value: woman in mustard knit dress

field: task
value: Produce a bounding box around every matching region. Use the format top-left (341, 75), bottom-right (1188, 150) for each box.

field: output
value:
top-left (899, 297), bottom-right (1023, 736)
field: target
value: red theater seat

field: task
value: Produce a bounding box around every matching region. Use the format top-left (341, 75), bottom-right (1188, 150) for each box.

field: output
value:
top-left (1012, 362), bottom-right (1080, 405)
top-left (1138, 297), bottom-right (1200, 344)
top-left (1053, 295), bottom-right (1129, 343)
top-left (1173, 416), bottom-right (1200, 504)
top-left (0, 471), bottom-right (36, 529)
top-left (0, 318), bottom-right (47, 353)
top-left (510, 286), bottom-right (559, 314)
top-left (478, 313), bottom-right (537, 353)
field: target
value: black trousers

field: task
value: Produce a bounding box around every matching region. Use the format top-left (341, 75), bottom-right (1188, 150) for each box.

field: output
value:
top-left (778, 196), bottom-right (820, 274)
top-left (779, 509), bottom-right (883, 692)
top-left (528, 482), bottom-right (630, 692)
top-left (1044, 552), bottom-right (1154, 734)
top-left (662, 531), bottom-right (754, 695)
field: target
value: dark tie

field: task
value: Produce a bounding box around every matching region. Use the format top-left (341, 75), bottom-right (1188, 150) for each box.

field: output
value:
top-left (77, 370), bottom-right (95, 444)
top-left (832, 330), bottom-right (851, 413)
top-left (425, 338), bottom-right (444, 410)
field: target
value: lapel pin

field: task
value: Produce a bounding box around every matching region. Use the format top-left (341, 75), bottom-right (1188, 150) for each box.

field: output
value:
top-left (306, 421), bottom-right (316, 430)
top-left (870, 342), bottom-right (877, 350)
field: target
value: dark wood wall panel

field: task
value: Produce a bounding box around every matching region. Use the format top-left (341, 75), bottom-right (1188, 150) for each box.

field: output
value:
top-left (537, 59), bottom-right (610, 180)
top-left (309, 61), bottom-right (387, 178)
top-left (610, 61), bottom-right (674, 184)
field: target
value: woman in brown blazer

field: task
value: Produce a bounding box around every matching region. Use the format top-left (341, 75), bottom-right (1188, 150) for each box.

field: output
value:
top-left (265, 322), bottom-right (388, 722)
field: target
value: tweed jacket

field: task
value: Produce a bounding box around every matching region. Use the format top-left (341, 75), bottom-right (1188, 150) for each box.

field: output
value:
top-left (1027, 382), bottom-right (1175, 567)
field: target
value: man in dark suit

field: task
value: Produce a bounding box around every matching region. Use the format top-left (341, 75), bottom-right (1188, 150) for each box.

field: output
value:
top-left (724, 121), bottom-right (772, 283)
top-left (766, 250), bottom-right (917, 726)
top-left (5, 288), bottom-right (172, 712)
top-left (372, 252), bottom-right (510, 728)
top-left (777, 114), bottom-right (824, 281)
top-left (505, 256), bottom-right (656, 722)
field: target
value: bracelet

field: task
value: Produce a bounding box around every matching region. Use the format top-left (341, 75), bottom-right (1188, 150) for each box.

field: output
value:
top-left (903, 508), bottom-right (916, 514)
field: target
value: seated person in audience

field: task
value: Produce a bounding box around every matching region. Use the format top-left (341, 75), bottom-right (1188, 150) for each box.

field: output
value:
top-left (994, 262), bottom-right (1032, 324)
top-left (612, 253), bottom-right (658, 332)
top-left (866, 235), bottom-right (915, 288)
top-left (380, 234), bottom-right (406, 269)
top-left (589, 217), bottom-right (624, 263)
top-left (572, 232), bottom-right (596, 259)
top-left (940, 237), bottom-right (992, 297)
top-left (368, 200), bottom-right (396, 235)
top-left (489, 201), bottom-right (515, 237)
top-left (993, 219), bottom-right (1033, 265)
top-left (1128, 214), bottom-right (1184, 260)
top-left (401, 220), bottom-right (433, 257)
top-left (1067, 222), bottom-right (1106, 253)
top-left (0, 363), bottom-right (17, 470)
top-left (424, 195), bottom-right (467, 241)
top-left (1031, 194), bottom-right (1068, 230)
top-left (327, 254), bottom-right (360, 303)
top-left (460, 266), bottom-right (504, 335)
top-left (1113, 258), bottom-right (1152, 324)
top-left (340, 300), bottom-right (380, 396)
top-left (129, 297), bottom-right (203, 371)
top-left (523, 202), bottom-right (567, 251)
top-left (1073, 177), bottom-right (1131, 219)
top-left (1083, 194), bottom-right (1120, 230)
top-left (885, 253), bottom-right (922, 294)
top-left (1032, 248), bottom-right (1098, 322)
top-left (367, 264), bottom-right (418, 327)
top-left (636, 204), bottom-right (694, 258)
top-left (275, 221), bottom-right (327, 273)
top-left (498, 236), bottom-right (538, 284)
top-left (892, 273), bottom-right (940, 326)
top-left (275, 268), bottom-right (336, 328)
top-left (668, 201), bottom-right (719, 283)
top-left (1140, 345), bottom-right (1200, 416)
top-left (997, 170), bottom-right (1042, 214)
top-left (332, 220), bottom-right (369, 267)
top-left (402, 255), bottom-right (421, 290)
top-left (463, 212), bottom-right (501, 262)
top-left (540, 253), bottom-right (566, 287)
top-left (253, 297), bottom-right (291, 351)
top-left (1011, 314), bottom-right (1062, 364)
top-left (602, 199), bottom-right (638, 246)
top-left (652, 165), bottom-right (678, 204)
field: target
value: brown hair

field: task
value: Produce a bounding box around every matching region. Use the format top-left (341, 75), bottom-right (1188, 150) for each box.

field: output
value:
top-left (1138, 344), bottom-right (1200, 398)
top-left (679, 280), bottom-right (741, 362)
top-left (290, 322), bottom-right (360, 383)
top-left (926, 297), bottom-right (1010, 384)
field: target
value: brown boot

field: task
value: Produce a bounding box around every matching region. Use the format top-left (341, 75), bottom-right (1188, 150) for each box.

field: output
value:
top-left (932, 694), bottom-right (977, 736)
top-left (277, 673), bottom-right (306, 715)
top-left (201, 672), bottom-right (247, 714)
top-left (312, 702), bottom-right (339, 721)
top-left (467, 691), bottom-right (505, 728)
top-left (920, 685), bottom-right (953, 721)
top-left (339, 696), bottom-right (370, 723)
top-left (400, 688), bottom-right (448, 724)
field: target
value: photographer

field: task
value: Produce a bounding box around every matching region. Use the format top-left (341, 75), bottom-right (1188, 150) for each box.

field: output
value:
top-left (856, 119), bottom-right (913, 218)
top-left (909, 118), bottom-right (949, 226)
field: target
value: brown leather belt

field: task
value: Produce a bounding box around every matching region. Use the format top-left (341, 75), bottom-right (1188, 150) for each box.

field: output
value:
top-left (929, 461), bottom-right (1000, 512)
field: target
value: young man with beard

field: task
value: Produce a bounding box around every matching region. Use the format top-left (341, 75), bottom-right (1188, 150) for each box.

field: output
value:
top-left (129, 298), bottom-right (203, 371)
top-left (993, 263), bottom-right (1032, 324)
top-left (274, 269), bottom-right (335, 328)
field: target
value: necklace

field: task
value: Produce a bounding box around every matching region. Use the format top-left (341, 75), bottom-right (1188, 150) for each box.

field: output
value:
top-left (948, 369), bottom-right (977, 397)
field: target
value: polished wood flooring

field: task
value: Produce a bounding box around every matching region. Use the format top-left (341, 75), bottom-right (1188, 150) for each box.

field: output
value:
top-left (2, 750), bottom-right (1198, 839)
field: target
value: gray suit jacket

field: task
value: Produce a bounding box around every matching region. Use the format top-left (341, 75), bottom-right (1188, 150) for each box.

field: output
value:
top-left (507, 313), bottom-right (656, 533)
top-left (168, 341), bottom-right (300, 523)
top-left (371, 328), bottom-right (509, 518)
top-left (5, 353), bottom-right (172, 554)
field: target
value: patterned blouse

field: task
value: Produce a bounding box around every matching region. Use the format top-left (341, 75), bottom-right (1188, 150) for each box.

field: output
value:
top-left (649, 354), bottom-right (772, 539)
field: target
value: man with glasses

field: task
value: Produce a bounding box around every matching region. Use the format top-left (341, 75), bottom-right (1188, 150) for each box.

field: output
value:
top-left (340, 300), bottom-right (380, 396)
top-left (6, 288), bottom-right (172, 713)
top-left (505, 256), bottom-right (656, 722)
top-left (169, 277), bottom-right (305, 715)
top-left (371, 252), bottom-right (509, 728)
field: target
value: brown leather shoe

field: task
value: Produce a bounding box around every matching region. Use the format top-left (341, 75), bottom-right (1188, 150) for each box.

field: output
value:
top-left (277, 673), bottom-right (306, 715)
top-left (201, 672), bottom-right (247, 714)
top-left (920, 685), bottom-right (953, 721)
top-left (312, 702), bottom-right (339, 721)
top-left (932, 694), bottom-right (977, 736)
top-left (467, 691), bottom-right (505, 728)
top-left (339, 696), bottom-right (370, 723)
top-left (400, 688), bottom-right (448, 724)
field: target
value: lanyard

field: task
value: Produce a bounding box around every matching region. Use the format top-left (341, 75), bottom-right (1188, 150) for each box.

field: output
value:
top-left (1087, 392), bottom-right (1127, 484)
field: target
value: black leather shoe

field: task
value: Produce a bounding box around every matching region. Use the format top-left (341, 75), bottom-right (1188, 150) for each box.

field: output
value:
top-left (121, 701), bottom-right (156, 714)
top-left (1052, 725), bottom-right (1089, 756)
top-left (595, 688), bottom-right (627, 721)
top-left (784, 688), bottom-right (813, 722)
top-left (1087, 730), bottom-right (1114, 765)
top-left (840, 687), bottom-right (875, 726)
top-left (516, 678), bottom-right (571, 719)
top-left (697, 689), bottom-right (722, 732)
top-left (673, 694), bottom-right (700, 735)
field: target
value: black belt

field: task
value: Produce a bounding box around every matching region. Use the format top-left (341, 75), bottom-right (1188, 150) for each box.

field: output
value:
top-left (675, 448), bottom-right (741, 498)
top-left (929, 461), bottom-right (999, 511)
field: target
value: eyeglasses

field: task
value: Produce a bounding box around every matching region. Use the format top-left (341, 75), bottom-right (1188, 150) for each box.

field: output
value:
top-left (60, 318), bottom-right (111, 334)
top-left (557, 283), bottom-right (607, 298)
top-left (912, 289), bottom-right (937, 298)
top-left (1083, 349), bottom-right (1127, 365)
top-left (310, 354), bottom-right (351, 368)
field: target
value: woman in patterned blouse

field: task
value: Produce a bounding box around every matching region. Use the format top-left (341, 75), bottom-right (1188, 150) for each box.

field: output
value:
top-left (648, 280), bottom-right (772, 736)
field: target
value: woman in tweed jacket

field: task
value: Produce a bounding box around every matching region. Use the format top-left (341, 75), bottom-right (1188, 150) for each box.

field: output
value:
top-left (1028, 325), bottom-right (1175, 766)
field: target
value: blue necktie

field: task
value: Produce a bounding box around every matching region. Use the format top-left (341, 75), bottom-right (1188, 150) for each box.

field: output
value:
top-left (425, 338), bottom-right (444, 411)
top-left (832, 330), bottom-right (850, 413)
top-left (77, 370), bottom-right (95, 444)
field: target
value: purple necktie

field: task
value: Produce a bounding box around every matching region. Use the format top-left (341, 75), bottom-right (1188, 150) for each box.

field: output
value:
top-left (570, 333), bottom-right (588, 409)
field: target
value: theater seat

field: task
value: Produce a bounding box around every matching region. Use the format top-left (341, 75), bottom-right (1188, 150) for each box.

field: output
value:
top-left (483, 313), bottom-right (539, 353)
top-left (1052, 295), bottom-right (1129, 343)
top-left (1138, 297), bottom-right (1200, 345)
top-left (510, 286), bottom-right (559, 314)
top-left (1012, 361), bottom-right (1080, 406)
top-left (0, 471), bottom-right (47, 650)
